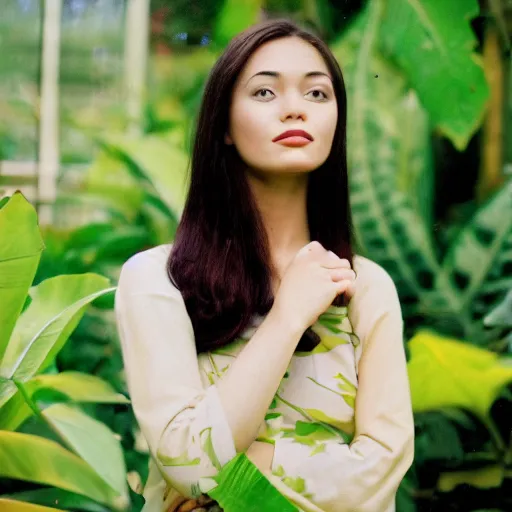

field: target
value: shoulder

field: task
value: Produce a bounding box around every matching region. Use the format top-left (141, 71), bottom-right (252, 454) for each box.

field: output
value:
top-left (117, 243), bottom-right (177, 296)
top-left (350, 254), bottom-right (401, 309)
top-left (353, 255), bottom-right (397, 288)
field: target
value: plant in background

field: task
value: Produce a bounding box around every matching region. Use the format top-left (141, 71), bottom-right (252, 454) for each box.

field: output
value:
top-left (327, 1), bottom-right (511, 509)
top-left (21, 0), bottom-right (509, 510)
top-left (0, 192), bottom-right (132, 512)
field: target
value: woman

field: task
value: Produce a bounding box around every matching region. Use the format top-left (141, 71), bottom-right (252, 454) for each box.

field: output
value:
top-left (115, 19), bottom-right (414, 512)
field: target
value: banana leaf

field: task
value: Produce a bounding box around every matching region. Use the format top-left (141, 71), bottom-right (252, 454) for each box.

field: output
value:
top-left (0, 193), bottom-right (44, 361)
top-left (0, 499), bottom-right (61, 512)
top-left (202, 453), bottom-right (299, 511)
top-left (380, 0), bottom-right (488, 150)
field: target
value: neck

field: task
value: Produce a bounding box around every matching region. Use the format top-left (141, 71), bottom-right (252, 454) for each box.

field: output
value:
top-left (246, 171), bottom-right (311, 278)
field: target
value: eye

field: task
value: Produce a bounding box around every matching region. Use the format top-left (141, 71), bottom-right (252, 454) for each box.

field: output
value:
top-left (253, 88), bottom-right (275, 101)
top-left (306, 89), bottom-right (329, 101)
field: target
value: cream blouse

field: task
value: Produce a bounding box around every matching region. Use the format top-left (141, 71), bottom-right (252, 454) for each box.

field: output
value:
top-left (115, 244), bottom-right (414, 512)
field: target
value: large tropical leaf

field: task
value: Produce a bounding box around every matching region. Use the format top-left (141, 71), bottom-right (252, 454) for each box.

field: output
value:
top-left (0, 431), bottom-right (121, 508)
top-left (43, 404), bottom-right (129, 505)
top-left (0, 499), bottom-right (61, 512)
top-left (201, 453), bottom-right (299, 511)
top-left (484, 289), bottom-right (512, 329)
top-left (0, 372), bottom-right (129, 431)
top-left (407, 330), bottom-right (512, 424)
top-left (0, 490), bottom-right (108, 512)
top-left (436, 180), bottom-right (512, 342)
top-left (62, 223), bottom-right (151, 273)
top-left (0, 275), bottom-right (114, 407)
top-left (82, 150), bottom-right (145, 221)
top-left (331, 3), bottom-right (442, 324)
top-left (101, 133), bottom-right (188, 217)
top-left (0, 192), bottom-right (44, 361)
top-left (380, 0), bottom-right (489, 150)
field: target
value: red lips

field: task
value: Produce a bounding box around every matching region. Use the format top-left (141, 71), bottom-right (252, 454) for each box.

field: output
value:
top-left (272, 129), bottom-right (314, 142)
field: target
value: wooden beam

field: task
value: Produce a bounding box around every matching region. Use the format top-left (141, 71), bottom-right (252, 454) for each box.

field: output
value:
top-left (37, 0), bottom-right (62, 224)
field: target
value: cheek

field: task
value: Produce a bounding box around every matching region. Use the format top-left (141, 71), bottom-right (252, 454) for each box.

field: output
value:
top-left (320, 108), bottom-right (338, 149)
top-left (230, 103), bottom-right (270, 154)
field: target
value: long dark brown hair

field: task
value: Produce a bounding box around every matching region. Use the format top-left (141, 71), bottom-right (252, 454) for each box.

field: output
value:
top-left (168, 18), bottom-right (354, 354)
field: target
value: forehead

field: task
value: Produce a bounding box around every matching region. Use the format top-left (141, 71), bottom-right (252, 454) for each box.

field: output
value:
top-left (238, 36), bottom-right (330, 80)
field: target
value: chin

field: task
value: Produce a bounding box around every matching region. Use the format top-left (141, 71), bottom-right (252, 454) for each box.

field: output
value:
top-left (277, 160), bottom-right (322, 174)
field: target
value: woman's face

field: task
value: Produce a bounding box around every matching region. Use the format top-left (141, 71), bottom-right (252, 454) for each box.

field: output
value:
top-left (227, 36), bottom-right (338, 176)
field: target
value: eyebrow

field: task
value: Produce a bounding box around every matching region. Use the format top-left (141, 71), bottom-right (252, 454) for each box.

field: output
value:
top-left (245, 70), bottom-right (332, 85)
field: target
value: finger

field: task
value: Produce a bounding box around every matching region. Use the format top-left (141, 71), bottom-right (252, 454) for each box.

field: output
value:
top-left (321, 252), bottom-right (352, 270)
top-left (330, 268), bottom-right (356, 282)
top-left (176, 499), bottom-right (199, 512)
top-left (344, 280), bottom-right (357, 300)
top-left (334, 279), bottom-right (352, 296)
top-left (296, 241), bottom-right (325, 261)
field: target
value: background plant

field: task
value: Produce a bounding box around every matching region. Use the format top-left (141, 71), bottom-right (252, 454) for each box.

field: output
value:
top-left (0, 193), bottom-right (140, 512)
top-left (1, 0), bottom-right (511, 511)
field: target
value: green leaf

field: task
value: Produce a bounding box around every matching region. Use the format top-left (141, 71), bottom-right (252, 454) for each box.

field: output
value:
top-left (0, 275), bottom-right (114, 395)
top-left (331, 3), bottom-right (443, 326)
top-left (34, 372), bottom-right (129, 404)
top-left (484, 289), bottom-right (512, 329)
top-left (213, 0), bottom-right (263, 48)
top-left (63, 223), bottom-right (151, 270)
top-left (437, 464), bottom-right (505, 493)
top-left (101, 134), bottom-right (189, 217)
top-left (302, 0), bottom-right (334, 39)
top-left (82, 150), bottom-right (145, 221)
top-left (43, 404), bottom-right (129, 504)
top-left (1, 489), bottom-right (109, 512)
top-left (204, 453), bottom-right (299, 511)
top-left (407, 330), bottom-right (512, 422)
top-left (414, 411), bottom-right (465, 466)
top-left (438, 180), bottom-right (512, 342)
top-left (0, 192), bottom-right (44, 361)
top-left (0, 499), bottom-right (61, 512)
top-left (0, 431), bottom-right (120, 508)
top-left (380, 0), bottom-right (489, 150)
top-left (0, 372), bottom-right (129, 431)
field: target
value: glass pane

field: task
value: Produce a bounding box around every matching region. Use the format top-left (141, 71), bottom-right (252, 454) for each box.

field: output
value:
top-left (0, 0), bottom-right (42, 161)
top-left (59, 0), bottom-right (127, 164)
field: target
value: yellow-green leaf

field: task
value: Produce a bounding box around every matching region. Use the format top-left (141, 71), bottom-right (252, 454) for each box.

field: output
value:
top-left (407, 330), bottom-right (512, 421)
top-left (0, 274), bottom-right (114, 390)
top-left (0, 431), bottom-right (119, 507)
top-left (43, 403), bottom-right (129, 503)
top-left (0, 192), bottom-right (44, 361)
top-left (437, 464), bottom-right (505, 493)
top-left (207, 453), bottom-right (299, 511)
top-left (0, 372), bottom-right (128, 431)
top-left (0, 499), bottom-right (61, 512)
top-left (101, 134), bottom-right (189, 216)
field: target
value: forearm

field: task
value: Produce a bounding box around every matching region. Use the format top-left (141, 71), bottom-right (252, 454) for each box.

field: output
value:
top-left (216, 308), bottom-right (304, 452)
top-left (246, 440), bottom-right (275, 472)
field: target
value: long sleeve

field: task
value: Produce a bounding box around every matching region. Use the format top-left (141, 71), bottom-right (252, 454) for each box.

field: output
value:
top-left (269, 257), bottom-right (415, 512)
top-left (114, 246), bottom-right (237, 498)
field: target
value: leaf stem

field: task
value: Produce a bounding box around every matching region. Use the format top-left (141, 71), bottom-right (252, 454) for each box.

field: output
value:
top-left (14, 379), bottom-right (43, 420)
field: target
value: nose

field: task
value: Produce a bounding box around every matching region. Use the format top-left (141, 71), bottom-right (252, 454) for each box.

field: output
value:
top-left (279, 92), bottom-right (307, 122)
